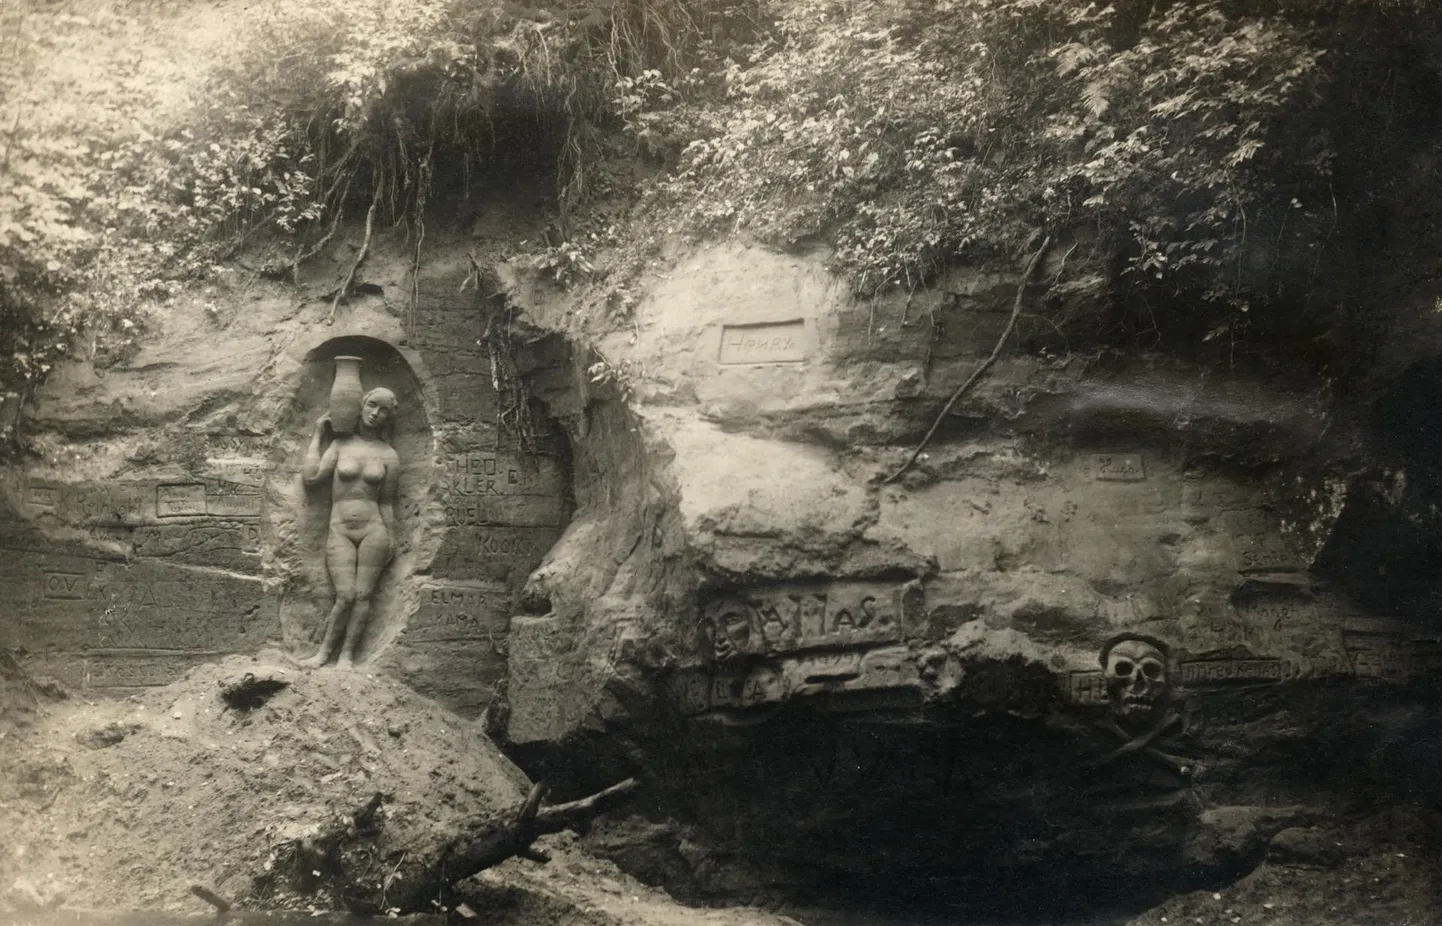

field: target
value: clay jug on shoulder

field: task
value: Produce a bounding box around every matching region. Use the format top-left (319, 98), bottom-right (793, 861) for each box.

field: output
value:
top-left (329, 356), bottom-right (364, 436)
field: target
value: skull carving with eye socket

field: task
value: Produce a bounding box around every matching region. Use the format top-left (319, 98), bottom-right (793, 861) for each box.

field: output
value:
top-left (1099, 633), bottom-right (1172, 728)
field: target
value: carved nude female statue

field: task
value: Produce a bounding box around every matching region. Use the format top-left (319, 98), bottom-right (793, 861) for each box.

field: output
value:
top-left (300, 387), bottom-right (400, 669)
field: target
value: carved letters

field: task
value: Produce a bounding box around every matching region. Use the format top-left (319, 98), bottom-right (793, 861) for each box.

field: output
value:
top-left (1342, 618), bottom-right (1442, 680)
top-left (700, 583), bottom-right (913, 663)
top-left (1092, 454), bottom-right (1146, 482)
top-left (674, 583), bottom-right (924, 714)
top-left (157, 484), bottom-right (207, 517)
top-left (1180, 658), bottom-right (1292, 685)
top-left (405, 582), bottom-right (509, 646)
top-left (21, 479), bottom-right (262, 525)
top-left (437, 452), bottom-right (566, 530)
top-left (0, 551), bottom-right (277, 689)
top-left (669, 646), bottom-right (922, 715)
top-left (717, 320), bottom-right (808, 365)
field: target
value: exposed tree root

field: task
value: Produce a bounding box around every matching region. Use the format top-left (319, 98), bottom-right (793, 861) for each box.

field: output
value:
top-left (884, 234), bottom-right (1052, 484)
top-left (326, 183), bottom-right (380, 325)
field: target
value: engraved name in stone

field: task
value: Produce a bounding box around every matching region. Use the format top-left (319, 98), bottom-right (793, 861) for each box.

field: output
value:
top-left (1349, 647), bottom-right (1442, 679)
top-left (669, 645), bottom-right (921, 714)
top-left (1234, 598), bottom-right (1318, 635)
top-left (717, 320), bottom-right (808, 365)
top-left (157, 484), bottom-right (208, 517)
top-left (407, 583), bottom-right (509, 644)
top-left (1233, 532), bottom-right (1302, 573)
top-left (1092, 453), bottom-right (1146, 481)
top-left (79, 656), bottom-right (193, 688)
top-left (1180, 658), bottom-right (1291, 685)
top-left (701, 583), bottom-right (908, 659)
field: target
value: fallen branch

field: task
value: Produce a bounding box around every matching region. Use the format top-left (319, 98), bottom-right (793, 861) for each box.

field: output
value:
top-left (883, 234), bottom-right (1052, 484)
top-left (256, 778), bottom-right (640, 915)
top-left (535, 777), bottom-right (638, 832)
top-left (189, 884), bottom-right (233, 912)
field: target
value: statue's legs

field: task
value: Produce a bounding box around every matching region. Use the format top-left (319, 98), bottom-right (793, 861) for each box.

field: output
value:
top-left (301, 532), bottom-right (360, 668)
top-left (337, 527), bottom-right (391, 669)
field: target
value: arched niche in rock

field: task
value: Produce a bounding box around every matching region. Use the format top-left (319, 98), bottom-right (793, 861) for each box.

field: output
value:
top-left (264, 335), bottom-right (434, 669)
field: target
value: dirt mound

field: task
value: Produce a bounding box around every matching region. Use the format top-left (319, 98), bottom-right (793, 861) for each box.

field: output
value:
top-left (1, 652), bottom-right (530, 914)
top-left (0, 653), bottom-right (799, 926)
top-left (1126, 808), bottom-right (1442, 926)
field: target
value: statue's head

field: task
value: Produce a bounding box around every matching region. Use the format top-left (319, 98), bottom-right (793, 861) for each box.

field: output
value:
top-left (360, 387), bottom-right (397, 436)
top-left (1098, 632), bottom-right (1172, 727)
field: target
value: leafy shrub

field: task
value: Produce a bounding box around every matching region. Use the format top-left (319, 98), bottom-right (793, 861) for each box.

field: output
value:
top-left (641, 0), bottom-right (1440, 354)
top-left (4, 0), bottom-right (1441, 446)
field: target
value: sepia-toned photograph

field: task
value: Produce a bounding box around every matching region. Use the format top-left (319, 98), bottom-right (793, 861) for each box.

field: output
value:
top-left (2, 1), bottom-right (1440, 924)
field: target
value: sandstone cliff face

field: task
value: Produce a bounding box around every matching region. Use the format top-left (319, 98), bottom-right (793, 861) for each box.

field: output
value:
top-left (6, 216), bottom-right (1442, 914)
top-left (0, 210), bottom-right (574, 717)
top-left (498, 240), bottom-right (1442, 911)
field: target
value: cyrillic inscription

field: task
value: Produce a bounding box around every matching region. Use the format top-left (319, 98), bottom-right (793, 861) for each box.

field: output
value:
top-left (717, 320), bottom-right (807, 365)
top-left (1180, 658), bottom-right (1291, 685)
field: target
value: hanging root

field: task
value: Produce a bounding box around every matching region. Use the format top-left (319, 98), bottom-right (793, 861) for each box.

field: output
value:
top-left (884, 234), bottom-right (1052, 484)
top-left (327, 182), bottom-right (381, 325)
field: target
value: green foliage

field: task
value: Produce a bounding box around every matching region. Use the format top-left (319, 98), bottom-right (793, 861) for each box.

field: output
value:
top-left (0, 4), bottom-right (177, 438)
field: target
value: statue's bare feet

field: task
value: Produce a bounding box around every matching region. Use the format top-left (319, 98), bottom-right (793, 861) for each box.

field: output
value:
top-left (335, 655), bottom-right (355, 671)
top-left (299, 653), bottom-right (329, 670)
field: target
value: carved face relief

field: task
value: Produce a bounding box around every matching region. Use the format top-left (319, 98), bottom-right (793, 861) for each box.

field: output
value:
top-left (1104, 638), bottom-right (1169, 723)
top-left (708, 608), bottom-right (752, 663)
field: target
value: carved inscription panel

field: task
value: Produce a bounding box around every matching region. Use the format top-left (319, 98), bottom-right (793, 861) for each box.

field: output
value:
top-left (432, 525), bottom-right (561, 583)
top-left (699, 582), bottom-right (918, 662)
top-left (21, 479), bottom-right (262, 525)
top-left (1343, 618), bottom-right (1442, 680)
top-left (438, 452), bottom-right (567, 528)
top-left (0, 550), bottom-right (277, 689)
top-left (1090, 454), bottom-right (1146, 482)
top-left (406, 582), bottom-right (510, 646)
top-left (717, 320), bottom-right (808, 365)
top-left (670, 645), bottom-right (923, 715)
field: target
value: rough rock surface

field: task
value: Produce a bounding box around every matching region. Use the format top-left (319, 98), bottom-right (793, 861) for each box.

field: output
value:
top-left (492, 240), bottom-right (1442, 916)
top-left (7, 209), bottom-right (1442, 920)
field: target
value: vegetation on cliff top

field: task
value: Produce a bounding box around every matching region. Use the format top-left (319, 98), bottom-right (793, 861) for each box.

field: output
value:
top-left (2, 0), bottom-right (1440, 447)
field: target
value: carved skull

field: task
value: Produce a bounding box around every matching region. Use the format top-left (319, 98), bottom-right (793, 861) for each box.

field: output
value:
top-left (1103, 637), bottom-right (1170, 724)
